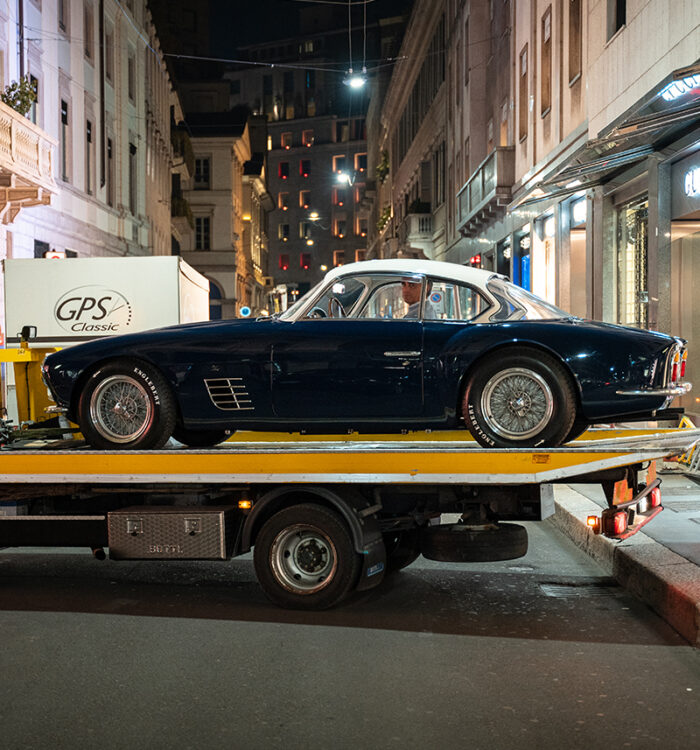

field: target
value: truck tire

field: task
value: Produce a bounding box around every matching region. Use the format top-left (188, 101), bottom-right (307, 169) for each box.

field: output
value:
top-left (253, 503), bottom-right (361, 609)
top-left (78, 359), bottom-right (176, 450)
top-left (421, 522), bottom-right (528, 562)
top-left (382, 530), bottom-right (421, 572)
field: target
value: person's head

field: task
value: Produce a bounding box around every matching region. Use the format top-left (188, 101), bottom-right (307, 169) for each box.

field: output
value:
top-left (401, 279), bottom-right (422, 305)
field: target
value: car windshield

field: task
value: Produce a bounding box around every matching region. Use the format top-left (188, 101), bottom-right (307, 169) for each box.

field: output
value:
top-left (486, 277), bottom-right (571, 321)
top-left (279, 279), bottom-right (326, 320)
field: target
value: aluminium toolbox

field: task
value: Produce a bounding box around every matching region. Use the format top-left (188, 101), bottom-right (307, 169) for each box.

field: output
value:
top-left (107, 505), bottom-right (237, 560)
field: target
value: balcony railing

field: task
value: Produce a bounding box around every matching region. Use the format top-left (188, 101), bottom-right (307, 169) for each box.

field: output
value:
top-left (0, 101), bottom-right (56, 222)
top-left (456, 147), bottom-right (514, 238)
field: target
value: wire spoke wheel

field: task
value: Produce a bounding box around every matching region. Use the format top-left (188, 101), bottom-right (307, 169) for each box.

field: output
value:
top-left (270, 524), bottom-right (338, 594)
top-left (481, 367), bottom-right (554, 440)
top-left (89, 375), bottom-right (153, 443)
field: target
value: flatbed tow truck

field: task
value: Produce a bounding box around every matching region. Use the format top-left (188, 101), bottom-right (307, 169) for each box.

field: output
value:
top-left (1, 340), bottom-right (699, 609)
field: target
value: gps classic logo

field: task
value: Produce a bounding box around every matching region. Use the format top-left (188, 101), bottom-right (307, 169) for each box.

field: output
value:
top-left (54, 286), bottom-right (133, 333)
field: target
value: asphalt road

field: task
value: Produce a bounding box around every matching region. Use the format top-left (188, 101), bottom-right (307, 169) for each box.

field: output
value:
top-left (1, 519), bottom-right (699, 750)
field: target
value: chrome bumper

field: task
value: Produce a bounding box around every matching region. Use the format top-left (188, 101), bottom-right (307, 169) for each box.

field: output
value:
top-left (616, 382), bottom-right (692, 397)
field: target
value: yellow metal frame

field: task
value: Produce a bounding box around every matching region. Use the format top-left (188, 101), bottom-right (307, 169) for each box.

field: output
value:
top-left (0, 342), bottom-right (61, 424)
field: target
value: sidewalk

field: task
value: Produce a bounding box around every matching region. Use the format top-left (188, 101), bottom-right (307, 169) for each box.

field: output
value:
top-left (552, 470), bottom-right (700, 647)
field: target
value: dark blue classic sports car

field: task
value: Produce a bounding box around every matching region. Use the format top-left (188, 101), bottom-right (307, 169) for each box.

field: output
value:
top-left (42, 259), bottom-right (691, 450)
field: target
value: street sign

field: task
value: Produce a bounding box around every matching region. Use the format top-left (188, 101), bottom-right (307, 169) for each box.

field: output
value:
top-left (239, 306), bottom-right (251, 318)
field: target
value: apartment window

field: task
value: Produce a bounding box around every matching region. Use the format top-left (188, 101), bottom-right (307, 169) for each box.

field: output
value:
top-left (332, 155), bottom-right (347, 174)
top-left (333, 188), bottom-right (347, 207)
top-left (333, 250), bottom-right (345, 267)
top-left (195, 217), bottom-right (211, 250)
top-left (278, 192), bottom-right (290, 211)
top-left (281, 132), bottom-right (292, 149)
top-left (569, 0), bottom-right (582, 83)
top-left (356, 217), bottom-right (368, 237)
top-left (300, 252), bottom-right (311, 270)
top-left (283, 71), bottom-right (294, 93)
top-left (354, 184), bottom-right (365, 203)
top-left (355, 249), bottom-right (367, 262)
top-left (58, 0), bottom-right (69, 32)
top-left (278, 161), bottom-right (289, 180)
top-left (28, 75), bottom-right (38, 124)
top-left (541, 7), bottom-right (552, 116)
top-left (279, 253), bottom-right (290, 270)
top-left (128, 53), bottom-right (136, 101)
top-left (519, 45), bottom-right (528, 141)
top-left (278, 223), bottom-right (290, 241)
top-left (354, 153), bottom-right (367, 173)
top-left (486, 118), bottom-right (494, 152)
top-left (128, 142), bottom-right (137, 214)
top-left (194, 158), bottom-right (210, 189)
top-left (302, 129), bottom-right (314, 147)
top-left (85, 120), bottom-right (93, 195)
top-left (464, 19), bottom-right (469, 85)
top-left (608, 0), bottom-right (626, 39)
top-left (60, 99), bottom-right (69, 182)
top-left (500, 100), bottom-right (509, 146)
top-left (106, 138), bottom-right (114, 207)
top-left (299, 221), bottom-right (311, 239)
top-left (299, 190), bottom-right (310, 209)
top-left (335, 120), bottom-right (349, 143)
top-left (300, 159), bottom-right (311, 177)
top-left (105, 28), bottom-right (114, 82)
top-left (83, 2), bottom-right (94, 61)
top-left (334, 219), bottom-right (347, 238)
top-left (230, 79), bottom-right (240, 95)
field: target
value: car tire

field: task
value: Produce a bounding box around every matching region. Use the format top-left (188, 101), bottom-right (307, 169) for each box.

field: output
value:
top-left (382, 529), bottom-right (422, 572)
top-left (171, 426), bottom-right (229, 448)
top-left (563, 417), bottom-right (589, 444)
top-left (78, 359), bottom-right (176, 450)
top-left (421, 522), bottom-right (528, 562)
top-left (463, 348), bottom-right (576, 448)
top-left (253, 503), bottom-right (361, 609)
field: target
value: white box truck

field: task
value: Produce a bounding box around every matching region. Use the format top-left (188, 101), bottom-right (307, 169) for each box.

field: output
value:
top-left (1, 256), bottom-right (209, 420)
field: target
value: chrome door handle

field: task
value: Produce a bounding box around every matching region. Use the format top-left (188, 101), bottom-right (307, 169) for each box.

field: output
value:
top-left (384, 351), bottom-right (421, 357)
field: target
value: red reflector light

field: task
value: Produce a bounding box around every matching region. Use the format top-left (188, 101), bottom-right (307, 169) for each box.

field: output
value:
top-left (672, 363), bottom-right (678, 382)
top-left (650, 487), bottom-right (661, 507)
top-left (613, 511), bottom-right (627, 535)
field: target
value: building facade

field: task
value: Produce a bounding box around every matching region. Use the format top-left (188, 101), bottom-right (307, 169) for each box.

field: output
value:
top-left (367, 0), bottom-right (700, 418)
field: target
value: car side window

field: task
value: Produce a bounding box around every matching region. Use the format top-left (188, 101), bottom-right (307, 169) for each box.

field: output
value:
top-left (303, 277), bottom-right (366, 318)
top-left (360, 281), bottom-right (410, 319)
top-left (427, 279), bottom-right (490, 321)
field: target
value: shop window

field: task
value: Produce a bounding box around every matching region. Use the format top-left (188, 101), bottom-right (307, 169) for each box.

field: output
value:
top-left (519, 46), bottom-right (528, 142)
top-left (300, 159), bottom-right (311, 177)
top-left (541, 7), bottom-right (552, 116)
top-left (278, 192), bottom-right (289, 211)
top-left (279, 254), bottom-right (290, 271)
top-left (278, 223), bottom-right (290, 241)
top-left (354, 153), bottom-right (367, 173)
top-left (513, 230), bottom-right (531, 290)
top-left (281, 132), bottom-right (292, 149)
top-left (302, 129), bottom-right (314, 147)
top-left (333, 250), bottom-right (345, 267)
top-left (278, 161), bottom-right (289, 180)
top-left (299, 190), bottom-right (311, 209)
top-left (616, 198), bottom-right (648, 328)
top-left (300, 252), bottom-right (311, 270)
top-left (194, 158), bottom-right (210, 189)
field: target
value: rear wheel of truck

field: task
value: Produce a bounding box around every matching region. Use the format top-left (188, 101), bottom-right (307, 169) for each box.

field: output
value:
top-left (420, 522), bottom-right (528, 562)
top-left (253, 503), bottom-right (361, 609)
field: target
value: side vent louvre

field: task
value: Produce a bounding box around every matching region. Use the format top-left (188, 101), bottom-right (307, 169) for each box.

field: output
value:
top-left (204, 378), bottom-right (254, 411)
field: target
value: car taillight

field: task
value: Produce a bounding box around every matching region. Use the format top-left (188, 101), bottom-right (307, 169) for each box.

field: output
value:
top-left (650, 487), bottom-right (662, 507)
top-left (671, 350), bottom-right (680, 382)
top-left (681, 350), bottom-right (688, 379)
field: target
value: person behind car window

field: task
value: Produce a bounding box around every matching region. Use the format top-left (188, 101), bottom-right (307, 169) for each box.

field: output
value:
top-left (402, 278), bottom-right (436, 319)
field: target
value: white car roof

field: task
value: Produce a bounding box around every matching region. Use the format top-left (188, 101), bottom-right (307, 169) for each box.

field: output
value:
top-left (325, 258), bottom-right (499, 285)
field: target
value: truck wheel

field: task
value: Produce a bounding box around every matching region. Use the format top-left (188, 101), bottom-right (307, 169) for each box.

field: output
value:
top-left (421, 522), bottom-right (528, 562)
top-left (253, 504), bottom-right (361, 609)
top-left (383, 530), bottom-right (421, 572)
top-left (78, 359), bottom-right (176, 450)
top-left (171, 426), bottom-right (229, 447)
top-left (464, 348), bottom-right (576, 448)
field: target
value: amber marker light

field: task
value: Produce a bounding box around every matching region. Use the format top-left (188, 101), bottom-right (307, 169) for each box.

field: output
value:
top-left (238, 499), bottom-right (253, 510)
top-left (587, 515), bottom-right (601, 534)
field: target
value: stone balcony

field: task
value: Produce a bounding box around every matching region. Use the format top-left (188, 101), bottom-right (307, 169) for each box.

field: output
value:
top-left (457, 147), bottom-right (514, 238)
top-left (399, 209), bottom-right (433, 258)
top-left (0, 101), bottom-right (57, 224)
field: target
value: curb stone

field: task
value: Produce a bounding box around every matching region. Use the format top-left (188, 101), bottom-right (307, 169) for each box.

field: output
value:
top-left (551, 484), bottom-right (700, 647)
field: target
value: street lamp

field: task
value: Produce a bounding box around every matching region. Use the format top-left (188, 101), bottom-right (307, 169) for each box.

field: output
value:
top-left (343, 67), bottom-right (367, 89)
